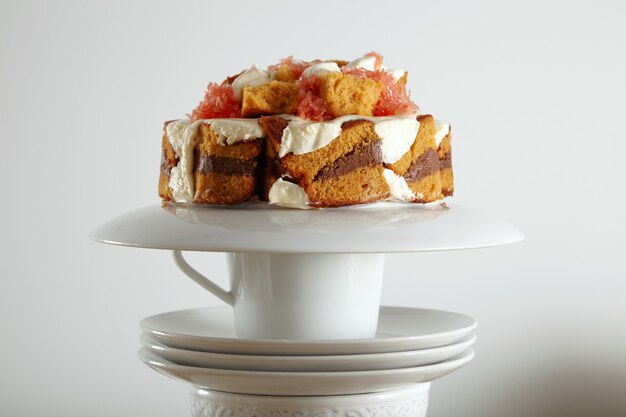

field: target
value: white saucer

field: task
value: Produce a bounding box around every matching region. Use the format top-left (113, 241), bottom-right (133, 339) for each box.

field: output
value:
top-left (140, 306), bottom-right (477, 355)
top-left (139, 347), bottom-right (474, 396)
top-left (91, 203), bottom-right (523, 253)
top-left (140, 332), bottom-right (476, 372)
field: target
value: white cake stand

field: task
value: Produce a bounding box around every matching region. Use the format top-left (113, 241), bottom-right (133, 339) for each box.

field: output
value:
top-left (92, 201), bottom-right (522, 340)
top-left (92, 202), bottom-right (522, 414)
top-left (91, 201), bottom-right (522, 253)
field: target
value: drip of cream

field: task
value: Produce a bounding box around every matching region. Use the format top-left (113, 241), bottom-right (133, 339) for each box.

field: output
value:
top-left (279, 114), bottom-right (419, 165)
top-left (268, 179), bottom-right (310, 209)
top-left (166, 120), bottom-right (202, 203)
top-left (434, 120), bottom-right (451, 146)
top-left (231, 64), bottom-right (275, 101)
top-left (383, 169), bottom-right (416, 202)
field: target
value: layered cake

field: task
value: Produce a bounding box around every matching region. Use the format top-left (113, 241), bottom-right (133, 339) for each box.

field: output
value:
top-left (158, 53), bottom-right (453, 208)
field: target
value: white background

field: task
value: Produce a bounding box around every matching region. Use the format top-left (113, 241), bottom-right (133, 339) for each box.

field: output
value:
top-left (1, 0), bottom-right (625, 416)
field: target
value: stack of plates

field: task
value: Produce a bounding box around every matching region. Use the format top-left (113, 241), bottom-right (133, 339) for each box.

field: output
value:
top-left (139, 305), bottom-right (476, 416)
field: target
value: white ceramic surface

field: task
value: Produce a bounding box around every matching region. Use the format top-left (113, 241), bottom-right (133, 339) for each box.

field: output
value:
top-left (190, 383), bottom-right (430, 417)
top-left (91, 202), bottom-right (523, 253)
top-left (140, 332), bottom-right (476, 372)
top-left (174, 251), bottom-right (385, 340)
top-left (139, 347), bottom-right (474, 396)
top-left (140, 306), bottom-right (477, 355)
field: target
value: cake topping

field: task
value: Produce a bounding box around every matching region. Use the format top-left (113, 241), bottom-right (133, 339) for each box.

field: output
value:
top-left (268, 56), bottom-right (316, 80)
top-left (231, 64), bottom-right (275, 101)
top-left (346, 55), bottom-right (378, 71)
top-left (190, 83), bottom-right (240, 121)
top-left (190, 52), bottom-right (418, 122)
top-left (387, 68), bottom-right (406, 81)
top-left (346, 52), bottom-right (384, 71)
top-left (301, 62), bottom-right (341, 79)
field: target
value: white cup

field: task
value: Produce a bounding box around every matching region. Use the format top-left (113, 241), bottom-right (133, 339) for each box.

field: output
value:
top-left (172, 251), bottom-right (385, 340)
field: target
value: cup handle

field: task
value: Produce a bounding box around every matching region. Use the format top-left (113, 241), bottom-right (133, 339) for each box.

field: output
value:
top-left (172, 250), bottom-right (234, 305)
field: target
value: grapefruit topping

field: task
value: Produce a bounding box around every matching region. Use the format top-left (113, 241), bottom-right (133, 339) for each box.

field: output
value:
top-left (190, 82), bottom-right (241, 121)
top-left (295, 75), bottom-right (332, 121)
top-left (365, 51), bottom-right (385, 71)
top-left (268, 56), bottom-right (322, 80)
top-left (342, 67), bottom-right (418, 116)
top-left (190, 53), bottom-right (417, 121)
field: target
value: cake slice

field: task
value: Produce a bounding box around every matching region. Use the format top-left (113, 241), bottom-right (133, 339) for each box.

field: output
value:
top-left (383, 115), bottom-right (443, 203)
top-left (159, 119), bottom-right (264, 205)
top-left (260, 117), bottom-right (389, 207)
top-left (158, 122), bottom-right (178, 202)
top-left (193, 123), bottom-right (262, 205)
top-left (436, 121), bottom-right (454, 197)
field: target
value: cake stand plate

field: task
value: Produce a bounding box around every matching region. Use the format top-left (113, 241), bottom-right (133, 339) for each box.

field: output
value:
top-left (91, 202), bottom-right (523, 253)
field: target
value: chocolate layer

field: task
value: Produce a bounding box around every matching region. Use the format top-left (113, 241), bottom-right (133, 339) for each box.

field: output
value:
top-left (195, 154), bottom-right (257, 176)
top-left (269, 157), bottom-right (282, 179)
top-left (314, 140), bottom-right (382, 181)
top-left (161, 149), bottom-right (174, 176)
top-left (404, 148), bottom-right (440, 182)
top-left (440, 152), bottom-right (452, 170)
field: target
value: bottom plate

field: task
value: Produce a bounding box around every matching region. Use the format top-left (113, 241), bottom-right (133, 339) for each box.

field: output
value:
top-left (139, 347), bottom-right (474, 396)
top-left (140, 333), bottom-right (476, 372)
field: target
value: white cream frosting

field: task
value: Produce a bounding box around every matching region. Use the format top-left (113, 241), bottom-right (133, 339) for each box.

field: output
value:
top-left (382, 168), bottom-right (416, 201)
top-left (346, 55), bottom-right (378, 71)
top-left (278, 114), bottom-right (419, 163)
top-left (209, 118), bottom-right (265, 145)
top-left (231, 64), bottom-right (275, 101)
top-left (268, 179), bottom-right (310, 209)
top-left (375, 117), bottom-right (420, 164)
top-left (278, 117), bottom-right (343, 157)
top-left (166, 120), bottom-right (202, 203)
top-left (434, 119), bottom-right (450, 146)
top-left (387, 68), bottom-right (406, 81)
top-left (301, 62), bottom-right (340, 78)
top-left (166, 118), bottom-right (264, 202)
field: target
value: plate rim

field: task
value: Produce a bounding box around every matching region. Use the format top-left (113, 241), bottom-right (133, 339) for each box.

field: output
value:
top-left (140, 305), bottom-right (478, 355)
top-left (139, 346), bottom-right (475, 378)
top-left (91, 203), bottom-right (524, 253)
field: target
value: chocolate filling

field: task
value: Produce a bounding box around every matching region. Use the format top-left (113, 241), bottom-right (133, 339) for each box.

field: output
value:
top-left (160, 149), bottom-right (173, 176)
top-left (269, 157), bottom-right (282, 179)
top-left (314, 140), bottom-right (383, 181)
top-left (440, 152), bottom-right (452, 170)
top-left (195, 154), bottom-right (257, 176)
top-left (404, 148), bottom-right (440, 182)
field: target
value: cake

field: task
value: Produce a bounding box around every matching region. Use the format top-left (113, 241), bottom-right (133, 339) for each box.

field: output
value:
top-left (158, 52), bottom-right (453, 208)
